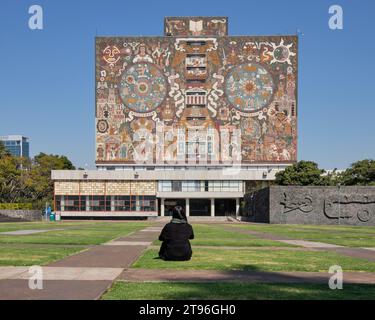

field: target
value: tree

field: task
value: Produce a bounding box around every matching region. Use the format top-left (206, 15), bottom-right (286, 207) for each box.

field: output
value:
top-left (0, 152), bottom-right (75, 206)
top-left (26, 153), bottom-right (75, 202)
top-left (339, 159), bottom-right (375, 186)
top-left (0, 141), bottom-right (10, 159)
top-left (0, 156), bottom-right (30, 202)
top-left (275, 160), bottom-right (328, 186)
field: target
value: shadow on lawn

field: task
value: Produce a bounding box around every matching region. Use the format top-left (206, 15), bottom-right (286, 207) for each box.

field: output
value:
top-left (128, 262), bottom-right (375, 300)
top-left (137, 281), bottom-right (375, 300)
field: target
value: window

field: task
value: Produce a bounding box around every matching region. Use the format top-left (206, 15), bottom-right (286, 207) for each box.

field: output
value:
top-left (182, 180), bottom-right (201, 192)
top-left (139, 196), bottom-right (156, 212)
top-left (55, 194), bottom-right (157, 212)
top-left (88, 196), bottom-right (107, 211)
top-left (172, 181), bottom-right (182, 192)
top-left (55, 195), bottom-right (62, 211)
top-left (208, 181), bottom-right (241, 192)
top-left (158, 181), bottom-right (172, 192)
top-left (113, 196), bottom-right (131, 211)
top-left (65, 196), bottom-right (80, 211)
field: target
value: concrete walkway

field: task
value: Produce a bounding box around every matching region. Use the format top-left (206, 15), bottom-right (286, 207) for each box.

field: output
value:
top-left (0, 229), bottom-right (65, 235)
top-left (224, 225), bottom-right (375, 262)
top-left (0, 225), bottom-right (163, 300)
top-left (119, 268), bottom-right (375, 284)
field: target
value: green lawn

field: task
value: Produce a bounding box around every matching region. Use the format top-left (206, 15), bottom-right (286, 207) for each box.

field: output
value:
top-left (133, 248), bottom-right (375, 272)
top-left (0, 243), bottom-right (87, 266)
top-left (0, 221), bottom-right (102, 232)
top-left (0, 221), bottom-right (148, 245)
top-left (0, 221), bottom-right (148, 265)
top-left (153, 224), bottom-right (295, 247)
top-left (229, 224), bottom-right (375, 247)
top-left (102, 282), bottom-right (375, 300)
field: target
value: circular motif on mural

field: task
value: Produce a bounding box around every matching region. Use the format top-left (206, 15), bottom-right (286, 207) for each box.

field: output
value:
top-left (273, 46), bottom-right (290, 62)
top-left (97, 119), bottom-right (109, 133)
top-left (225, 63), bottom-right (274, 113)
top-left (119, 63), bottom-right (167, 113)
top-left (241, 118), bottom-right (262, 140)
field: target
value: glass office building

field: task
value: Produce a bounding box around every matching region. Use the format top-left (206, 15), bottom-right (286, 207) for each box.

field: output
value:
top-left (0, 135), bottom-right (30, 158)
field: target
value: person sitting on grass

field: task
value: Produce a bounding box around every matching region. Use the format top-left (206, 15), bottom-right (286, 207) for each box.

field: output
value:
top-left (158, 205), bottom-right (194, 261)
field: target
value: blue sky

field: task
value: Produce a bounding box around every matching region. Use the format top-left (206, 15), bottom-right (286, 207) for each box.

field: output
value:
top-left (0, 0), bottom-right (374, 169)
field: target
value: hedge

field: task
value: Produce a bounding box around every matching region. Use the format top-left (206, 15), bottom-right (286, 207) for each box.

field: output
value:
top-left (0, 203), bottom-right (34, 210)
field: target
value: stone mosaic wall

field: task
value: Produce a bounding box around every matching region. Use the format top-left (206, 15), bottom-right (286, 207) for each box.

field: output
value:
top-left (95, 17), bottom-right (297, 165)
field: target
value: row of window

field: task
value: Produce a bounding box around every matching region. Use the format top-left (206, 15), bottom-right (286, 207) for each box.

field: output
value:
top-left (55, 195), bottom-right (157, 212)
top-left (158, 180), bottom-right (242, 192)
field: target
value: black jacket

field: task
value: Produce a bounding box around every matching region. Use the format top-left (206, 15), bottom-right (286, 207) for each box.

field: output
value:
top-left (158, 222), bottom-right (194, 261)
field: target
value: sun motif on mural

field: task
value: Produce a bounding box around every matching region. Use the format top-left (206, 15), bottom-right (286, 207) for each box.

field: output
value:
top-left (225, 63), bottom-right (274, 113)
top-left (270, 39), bottom-right (296, 65)
top-left (102, 46), bottom-right (121, 67)
top-left (119, 63), bottom-right (167, 113)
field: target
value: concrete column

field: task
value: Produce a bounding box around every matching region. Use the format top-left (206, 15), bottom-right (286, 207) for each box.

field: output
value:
top-left (111, 196), bottom-right (115, 211)
top-left (61, 196), bottom-right (65, 212)
top-left (236, 198), bottom-right (240, 217)
top-left (160, 198), bottom-right (165, 216)
top-left (211, 198), bottom-right (215, 217)
top-left (136, 195), bottom-right (140, 211)
top-left (186, 198), bottom-right (190, 217)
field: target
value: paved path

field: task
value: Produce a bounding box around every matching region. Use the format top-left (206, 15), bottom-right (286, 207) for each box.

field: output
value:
top-left (0, 225), bottom-right (163, 300)
top-left (0, 266), bottom-right (123, 281)
top-left (224, 225), bottom-right (375, 262)
top-left (119, 268), bottom-right (375, 284)
top-left (0, 229), bottom-right (65, 235)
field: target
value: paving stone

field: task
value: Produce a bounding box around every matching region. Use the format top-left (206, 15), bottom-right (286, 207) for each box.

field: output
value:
top-left (278, 240), bottom-right (343, 248)
top-left (48, 245), bottom-right (146, 268)
top-left (104, 241), bottom-right (152, 246)
top-left (0, 229), bottom-right (64, 235)
top-left (0, 267), bottom-right (28, 280)
top-left (0, 280), bottom-right (111, 300)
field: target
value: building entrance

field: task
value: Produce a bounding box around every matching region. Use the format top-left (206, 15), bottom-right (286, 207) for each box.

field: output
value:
top-left (215, 199), bottom-right (236, 216)
top-left (163, 199), bottom-right (186, 216)
top-left (190, 199), bottom-right (210, 216)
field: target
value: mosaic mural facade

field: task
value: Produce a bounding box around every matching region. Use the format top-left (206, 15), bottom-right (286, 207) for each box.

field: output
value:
top-left (95, 17), bottom-right (298, 165)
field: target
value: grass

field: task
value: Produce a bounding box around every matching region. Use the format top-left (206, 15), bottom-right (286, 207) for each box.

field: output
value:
top-left (102, 281), bottom-right (375, 300)
top-left (0, 243), bottom-right (87, 266)
top-left (0, 221), bottom-right (148, 245)
top-left (0, 221), bottom-right (148, 265)
top-left (133, 248), bottom-right (375, 272)
top-left (153, 224), bottom-right (295, 247)
top-left (230, 224), bottom-right (375, 247)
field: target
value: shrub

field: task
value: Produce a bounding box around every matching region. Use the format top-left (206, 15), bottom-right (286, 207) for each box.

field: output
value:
top-left (0, 203), bottom-right (34, 210)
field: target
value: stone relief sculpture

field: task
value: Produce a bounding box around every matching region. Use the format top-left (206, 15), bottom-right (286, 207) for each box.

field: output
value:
top-left (324, 195), bottom-right (375, 222)
top-left (280, 192), bottom-right (313, 214)
top-left (278, 191), bottom-right (374, 223)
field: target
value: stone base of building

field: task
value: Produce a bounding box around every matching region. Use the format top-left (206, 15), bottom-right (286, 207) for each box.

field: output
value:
top-left (0, 210), bottom-right (42, 222)
top-left (244, 186), bottom-right (375, 226)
